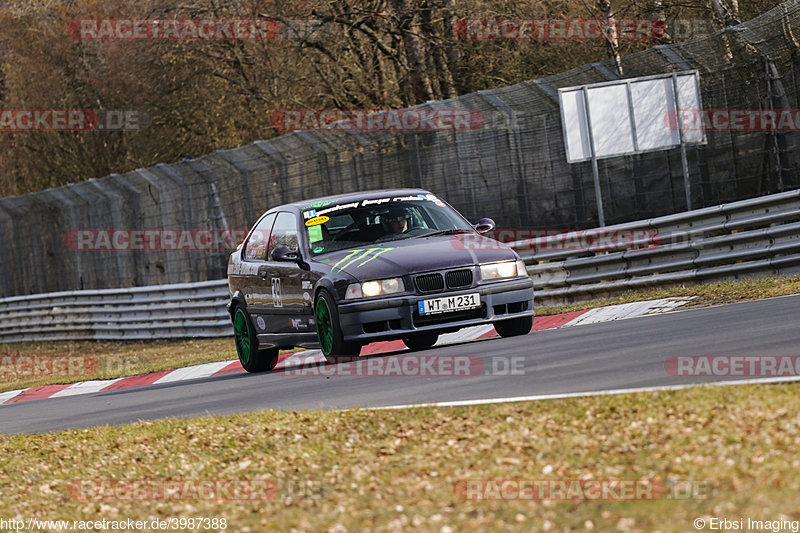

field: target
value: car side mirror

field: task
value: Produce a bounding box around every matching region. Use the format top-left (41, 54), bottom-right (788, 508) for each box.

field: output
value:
top-left (474, 218), bottom-right (495, 234)
top-left (272, 246), bottom-right (301, 262)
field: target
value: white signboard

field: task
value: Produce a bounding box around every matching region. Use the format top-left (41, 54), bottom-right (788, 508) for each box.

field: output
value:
top-left (559, 71), bottom-right (705, 163)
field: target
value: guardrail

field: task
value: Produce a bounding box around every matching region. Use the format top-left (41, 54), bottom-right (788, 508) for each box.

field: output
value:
top-left (1, 189), bottom-right (798, 342)
top-left (0, 279), bottom-right (231, 342)
top-left (516, 189), bottom-right (800, 306)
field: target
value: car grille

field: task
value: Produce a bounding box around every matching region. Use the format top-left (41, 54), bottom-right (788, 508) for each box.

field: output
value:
top-left (445, 269), bottom-right (473, 289)
top-left (415, 273), bottom-right (444, 293)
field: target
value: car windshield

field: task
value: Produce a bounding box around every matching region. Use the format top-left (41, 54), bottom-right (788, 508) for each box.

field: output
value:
top-left (301, 194), bottom-right (475, 255)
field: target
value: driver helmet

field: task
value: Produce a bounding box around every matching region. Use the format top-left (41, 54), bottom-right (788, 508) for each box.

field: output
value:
top-left (381, 205), bottom-right (412, 233)
top-left (382, 205), bottom-right (411, 224)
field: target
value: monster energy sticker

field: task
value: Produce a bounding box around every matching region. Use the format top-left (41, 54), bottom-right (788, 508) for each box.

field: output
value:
top-left (331, 247), bottom-right (395, 272)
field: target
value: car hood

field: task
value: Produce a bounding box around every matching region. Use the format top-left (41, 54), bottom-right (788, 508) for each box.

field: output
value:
top-left (315, 233), bottom-right (518, 280)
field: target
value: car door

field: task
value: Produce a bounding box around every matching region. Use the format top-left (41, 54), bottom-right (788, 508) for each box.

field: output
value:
top-left (263, 211), bottom-right (313, 334)
top-left (234, 212), bottom-right (277, 318)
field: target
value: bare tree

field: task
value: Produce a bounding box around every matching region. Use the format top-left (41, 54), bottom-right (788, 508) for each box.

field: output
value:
top-left (710, 0), bottom-right (741, 25)
top-left (598, 0), bottom-right (624, 76)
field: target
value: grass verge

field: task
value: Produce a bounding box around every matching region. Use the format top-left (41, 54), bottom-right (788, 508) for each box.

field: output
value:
top-left (0, 339), bottom-right (235, 394)
top-left (1, 383), bottom-right (798, 532)
top-left (2, 275), bottom-right (799, 394)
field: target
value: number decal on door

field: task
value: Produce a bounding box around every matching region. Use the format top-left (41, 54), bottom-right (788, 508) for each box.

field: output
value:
top-left (271, 278), bottom-right (283, 308)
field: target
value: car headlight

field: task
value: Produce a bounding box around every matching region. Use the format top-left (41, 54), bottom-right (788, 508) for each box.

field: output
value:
top-left (345, 278), bottom-right (404, 299)
top-left (480, 260), bottom-right (523, 280)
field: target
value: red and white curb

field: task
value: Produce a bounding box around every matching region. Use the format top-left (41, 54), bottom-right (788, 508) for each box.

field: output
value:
top-left (0, 297), bottom-right (693, 405)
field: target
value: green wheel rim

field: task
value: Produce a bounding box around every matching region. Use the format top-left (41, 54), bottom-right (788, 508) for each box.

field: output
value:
top-left (233, 308), bottom-right (251, 365)
top-left (315, 296), bottom-right (334, 355)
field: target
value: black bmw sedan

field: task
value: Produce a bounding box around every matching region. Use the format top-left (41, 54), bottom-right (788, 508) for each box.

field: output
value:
top-left (227, 189), bottom-right (534, 372)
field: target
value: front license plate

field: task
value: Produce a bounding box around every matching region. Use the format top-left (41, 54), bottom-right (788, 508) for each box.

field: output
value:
top-left (418, 293), bottom-right (480, 315)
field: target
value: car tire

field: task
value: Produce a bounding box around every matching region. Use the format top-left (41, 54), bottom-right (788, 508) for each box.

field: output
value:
top-left (494, 316), bottom-right (533, 338)
top-left (232, 306), bottom-right (279, 372)
top-left (315, 289), bottom-right (362, 359)
top-left (402, 333), bottom-right (439, 351)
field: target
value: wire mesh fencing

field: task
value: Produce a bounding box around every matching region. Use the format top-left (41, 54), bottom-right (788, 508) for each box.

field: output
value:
top-left (2, 1), bottom-right (800, 297)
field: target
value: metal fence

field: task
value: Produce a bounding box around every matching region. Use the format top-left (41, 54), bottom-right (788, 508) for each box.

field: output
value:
top-left (3, 1), bottom-right (800, 297)
top-left (1, 190), bottom-right (798, 342)
top-left (0, 280), bottom-right (230, 342)
top-left (522, 188), bottom-right (800, 306)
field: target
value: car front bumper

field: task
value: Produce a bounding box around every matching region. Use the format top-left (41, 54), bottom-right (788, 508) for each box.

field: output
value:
top-left (337, 277), bottom-right (534, 343)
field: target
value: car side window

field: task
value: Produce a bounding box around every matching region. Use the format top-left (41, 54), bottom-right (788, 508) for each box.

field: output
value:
top-left (244, 213), bottom-right (277, 261)
top-left (268, 212), bottom-right (300, 260)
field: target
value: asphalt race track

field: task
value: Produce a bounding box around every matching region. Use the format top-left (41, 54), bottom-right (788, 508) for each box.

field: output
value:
top-left (1, 295), bottom-right (799, 435)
